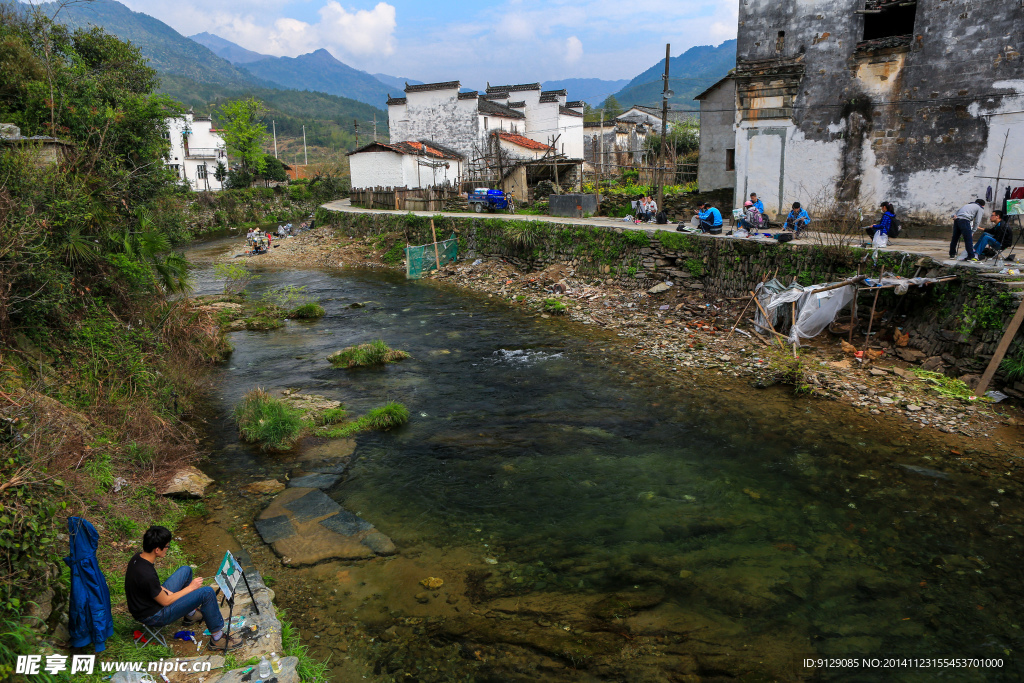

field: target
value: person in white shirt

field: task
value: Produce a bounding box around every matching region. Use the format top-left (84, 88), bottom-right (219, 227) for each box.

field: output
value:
top-left (951, 199), bottom-right (985, 261)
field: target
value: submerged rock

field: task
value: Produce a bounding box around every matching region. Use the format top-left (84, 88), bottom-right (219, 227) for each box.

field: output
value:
top-left (245, 479), bottom-right (286, 495)
top-left (255, 488), bottom-right (396, 565)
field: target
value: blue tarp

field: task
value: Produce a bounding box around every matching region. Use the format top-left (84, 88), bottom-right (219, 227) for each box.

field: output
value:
top-left (64, 517), bottom-right (113, 652)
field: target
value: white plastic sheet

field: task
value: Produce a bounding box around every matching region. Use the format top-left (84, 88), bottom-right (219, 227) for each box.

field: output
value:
top-left (789, 284), bottom-right (856, 344)
top-left (872, 231), bottom-right (889, 249)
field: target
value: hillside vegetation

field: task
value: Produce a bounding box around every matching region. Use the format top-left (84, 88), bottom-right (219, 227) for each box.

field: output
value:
top-left (602, 40), bottom-right (737, 111)
top-left (0, 6), bottom-right (234, 673)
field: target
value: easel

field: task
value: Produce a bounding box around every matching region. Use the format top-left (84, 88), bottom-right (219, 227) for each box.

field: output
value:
top-left (216, 551), bottom-right (259, 645)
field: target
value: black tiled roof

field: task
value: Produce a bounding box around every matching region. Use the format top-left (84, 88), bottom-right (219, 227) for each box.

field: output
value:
top-left (457, 91), bottom-right (479, 100)
top-left (541, 89), bottom-right (567, 96)
top-left (482, 92), bottom-right (509, 100)
top-left (508, 101), bottom-right (526, 108)
top-left (478, 98), bottom-right (526, 119)
top-left (566, 101), bottom-right (585, 109)
top-left (405, 80), bottom-right (460, 93)
top-left (486, 83), bottom-right (541, 93)
top-left (539, 93), bottom-right (559, 103)
top-left (559, 105), bottom-right (583, 118)
top-left (386, 95), bottom-right (407, 105)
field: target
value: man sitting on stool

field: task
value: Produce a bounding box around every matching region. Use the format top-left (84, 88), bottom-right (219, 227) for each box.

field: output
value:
top-left (696, 202), bottom-right (723, 234)
top-left (124, 526), bottom-right (242, 651)
top-left (974, 209), bottom-right (1013, 258)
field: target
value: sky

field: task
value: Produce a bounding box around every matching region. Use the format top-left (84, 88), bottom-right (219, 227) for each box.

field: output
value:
top-left (115, 0), bottom-right (739, 88)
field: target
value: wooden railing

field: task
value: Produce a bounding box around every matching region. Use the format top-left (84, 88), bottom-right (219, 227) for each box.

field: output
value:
top-left (349, 185), bottom-right (463, 212)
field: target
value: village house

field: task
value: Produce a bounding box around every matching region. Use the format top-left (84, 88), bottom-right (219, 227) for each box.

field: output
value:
top-left (582, 106), bottom-right (691, 174)
top-left (720, 0), bottom-right (1023, 221)
top-left (346, 140), bottom-right (464, 190)
top-left (164, 113), bottom-right (227, 191)
top-left (694, 76), bottom-right (737, 193)
top-left (0, 123), bottom-right (73, 167)
top-left (379, 80), bottom-right (585, 185)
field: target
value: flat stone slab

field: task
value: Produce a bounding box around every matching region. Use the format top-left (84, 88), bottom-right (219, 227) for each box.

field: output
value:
top-left (254, 515), bottom-right (294, 544)
top-left (283, 488), bottom-right (339, 522)
top-left (287, 473), bottom-right (341, 489)
top-left (257, 487), bottom-right (396, 565)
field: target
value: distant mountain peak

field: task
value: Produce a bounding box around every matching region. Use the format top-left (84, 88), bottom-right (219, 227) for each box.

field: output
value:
top-left (188, 31), bottom-right (268, 64)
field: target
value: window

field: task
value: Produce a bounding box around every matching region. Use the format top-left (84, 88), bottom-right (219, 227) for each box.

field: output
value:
top-left (725, 148), bottom-right (735, 171)
top-left (862, 1), bottom-right (916, 41)
top-left (483, 116), bottom-right (489, 130)
top-left (775, 31), bottom-right (785, 52)
top-left (197, 164), bottom-right (208, 180)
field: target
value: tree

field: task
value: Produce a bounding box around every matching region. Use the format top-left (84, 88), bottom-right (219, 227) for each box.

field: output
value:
top-left (213, 160), bottom-right (228, 183)
top-left (260, 154), bottom-right (287, 185)
top-left (601, 95), bottom-right (623, 119)
top-left (218, 97), bottom-right (268, 179)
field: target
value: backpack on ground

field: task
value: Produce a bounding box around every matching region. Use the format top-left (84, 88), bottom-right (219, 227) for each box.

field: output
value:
top-left (656, 211), bottom-right (668, 225)
top-left (889, 216), bottom-right (902, 239)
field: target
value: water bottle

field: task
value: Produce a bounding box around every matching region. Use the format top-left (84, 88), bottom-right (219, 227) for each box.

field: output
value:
top-left (270, 653), bottom-right (282, 674)
top-left (259, 655), bottom-right (271, 679)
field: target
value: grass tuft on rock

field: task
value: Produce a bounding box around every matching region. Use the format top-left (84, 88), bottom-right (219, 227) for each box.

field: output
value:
top-left (328, 340), bottom-right (410, 368)
top-left (290, 303), bottom-right (326, 319)
top-left (233, 388), bottom-right (305, 451)
top-left (317, 401), bottom-right (410, 438)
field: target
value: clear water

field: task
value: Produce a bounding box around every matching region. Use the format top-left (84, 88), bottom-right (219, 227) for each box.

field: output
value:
top-left (191, 253), bottom-right (1024, 681)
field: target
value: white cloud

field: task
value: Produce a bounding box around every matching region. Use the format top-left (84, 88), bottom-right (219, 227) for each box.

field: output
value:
top-left (318, 2), bottom-right (396, 56)
top-left (565, 36), bottom-right (583, 63)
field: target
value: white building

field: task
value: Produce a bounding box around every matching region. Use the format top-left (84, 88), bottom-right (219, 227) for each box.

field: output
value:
top-left (495, 132), bottom-right (552, 161)
top-left (386, 80), bottom-right (585, 173)
top-left (164, 114), bottom-right (227, 191)
top-left (347, 140), bottom-right (464, 190)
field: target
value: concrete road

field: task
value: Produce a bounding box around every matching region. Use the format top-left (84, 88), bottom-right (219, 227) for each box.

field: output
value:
top-left (320, 199), bottom-right (1017, 271)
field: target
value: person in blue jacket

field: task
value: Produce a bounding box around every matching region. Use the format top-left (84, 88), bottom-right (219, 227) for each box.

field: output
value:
top-left (696, 202), bottom-right (723, 234)
top-left (784, 202), bottom-right (810, 235)
top-left (749, 192), bottom-right (765, 216)
top-left (865, 201), bottom-right (895, 239)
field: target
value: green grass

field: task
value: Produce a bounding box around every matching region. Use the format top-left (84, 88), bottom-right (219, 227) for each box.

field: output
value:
top-left (327, 340), bottom-right (410, 368)
top-left (233, 388), bottom-right (306, 451)
top-left (281, 610), bottom-right (330, 682)
top-left (316, 402), bottom-right (409, 438)
top-left (382, 243), bottom-right (406, 265)
top-left (912, 368), bottom-right (989, 402)
top-left (289, 303), bottom-right (325, 319)
top-left (543, 298), bottom-right (567, 314)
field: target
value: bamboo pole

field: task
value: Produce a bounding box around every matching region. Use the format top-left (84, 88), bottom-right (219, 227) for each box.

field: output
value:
top-left (975, 294), bottom-right (1024, 395)
top-left (862, 275), bottom-right (883, 355)
top-left (849, 266), bottom-right (860, 344)
top-left (750, 290), bottom-right (787, 351)
top-left (430, 219), bottom-right (441, 270)
top-left (726, 295), bottom-right (756, 340)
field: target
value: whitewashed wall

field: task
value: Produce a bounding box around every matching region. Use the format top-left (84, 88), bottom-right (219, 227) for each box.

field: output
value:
top-left (350, 151), bottom-right (406, 189)
top-left (165, 114), bottom-right (226, 191)
top-left (557, 113), bottom-right (584, 160)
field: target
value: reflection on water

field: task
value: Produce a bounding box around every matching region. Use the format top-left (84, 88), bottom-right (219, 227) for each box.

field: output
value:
top-left (193, 261), bottom-right (1024, 680)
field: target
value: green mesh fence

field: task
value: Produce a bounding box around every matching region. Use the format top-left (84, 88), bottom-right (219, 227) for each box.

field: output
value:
top-left (406, 235), bottom-right (458, 279)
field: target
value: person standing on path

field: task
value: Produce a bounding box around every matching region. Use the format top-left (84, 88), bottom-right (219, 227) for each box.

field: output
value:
top-left (950, 198), bottom-right (985, 262)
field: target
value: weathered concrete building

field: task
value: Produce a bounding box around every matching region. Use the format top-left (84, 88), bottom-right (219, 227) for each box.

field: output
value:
top-left (694, 76), bottom-right (737, 192)
top-left (731, 0), bottom-right (1024, 221)
top-left (386, 81), bottom-right (585, 174)
top-left (347, 140), bottom-right (463, 190)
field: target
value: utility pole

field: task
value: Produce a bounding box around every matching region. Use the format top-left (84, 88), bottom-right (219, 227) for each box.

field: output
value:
top-left (302, 125), bottom-right (308, 165)
top-left (373, 113), bottom-right (378, 142)
top-left (353, 119), bottom-right (359, 148)
top-left (657, 42), bottom-right (671, 211)
top-left (272, 120), bottom-right (278, 158)
top-left (598, 109), bottom-right (604, 187)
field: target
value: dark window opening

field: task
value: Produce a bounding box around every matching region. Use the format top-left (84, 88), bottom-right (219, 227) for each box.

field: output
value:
top-left (862, 2), bottom-right (916, 41)
top-left (725, 148), bottom-right (735, 172)
top-left (775, 31), bottom-right (785, 52)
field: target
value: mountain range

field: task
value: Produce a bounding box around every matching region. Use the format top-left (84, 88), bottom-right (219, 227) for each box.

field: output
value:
top-left (31, 0), bottom-right (735, 151)
top-left (603, 40), bottom-right (736, 112)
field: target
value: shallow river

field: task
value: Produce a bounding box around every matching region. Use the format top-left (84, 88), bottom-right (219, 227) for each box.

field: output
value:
top-left (189, 251), bottom-right (1023, 682)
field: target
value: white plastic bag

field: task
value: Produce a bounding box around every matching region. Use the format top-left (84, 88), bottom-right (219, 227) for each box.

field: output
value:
top-left (872, 231), bottom-right (889, 249)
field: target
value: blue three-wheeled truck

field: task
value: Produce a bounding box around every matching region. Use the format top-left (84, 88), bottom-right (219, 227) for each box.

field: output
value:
top-left (468, 188), bottom-right (515, 213)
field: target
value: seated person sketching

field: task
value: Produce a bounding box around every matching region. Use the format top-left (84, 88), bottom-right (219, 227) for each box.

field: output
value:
top-left (749, 192), bottom-right (765, 216)
top-left (974, 210), bottom-right (1013, 257)
top-left (695, 202), bottom-right (723, 234)
top-left (738, 200), bottom-right (765, 231)
top-left (124, 526), bottom-right (242, 651)
top-left (865, 201), bottom-right (895, 239)
top-left (784, 202), bottom-right (810, 234)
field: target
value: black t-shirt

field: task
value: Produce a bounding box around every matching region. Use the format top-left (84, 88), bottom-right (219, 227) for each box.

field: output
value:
top-left (124, 553), bottom-right (162, 620)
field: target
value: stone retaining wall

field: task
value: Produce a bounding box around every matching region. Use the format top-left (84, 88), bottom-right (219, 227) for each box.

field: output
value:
top-left (317, 208), bottom-right (1024, 381)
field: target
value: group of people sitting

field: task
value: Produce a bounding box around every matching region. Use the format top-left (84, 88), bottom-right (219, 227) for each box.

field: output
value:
top-left (691, 192), bottom-right (811, 237)
top-left (632, 195), bottom-right (662, 224)
top-left (245, 228), bottom-right (271, 254)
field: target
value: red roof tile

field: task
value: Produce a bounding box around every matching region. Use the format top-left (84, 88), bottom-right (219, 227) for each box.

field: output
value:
top-left (497, 132), bottom-right (551, 151)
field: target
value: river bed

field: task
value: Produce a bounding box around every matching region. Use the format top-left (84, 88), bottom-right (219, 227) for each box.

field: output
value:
top-left (183, 252), bottom-right (1024, 682)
